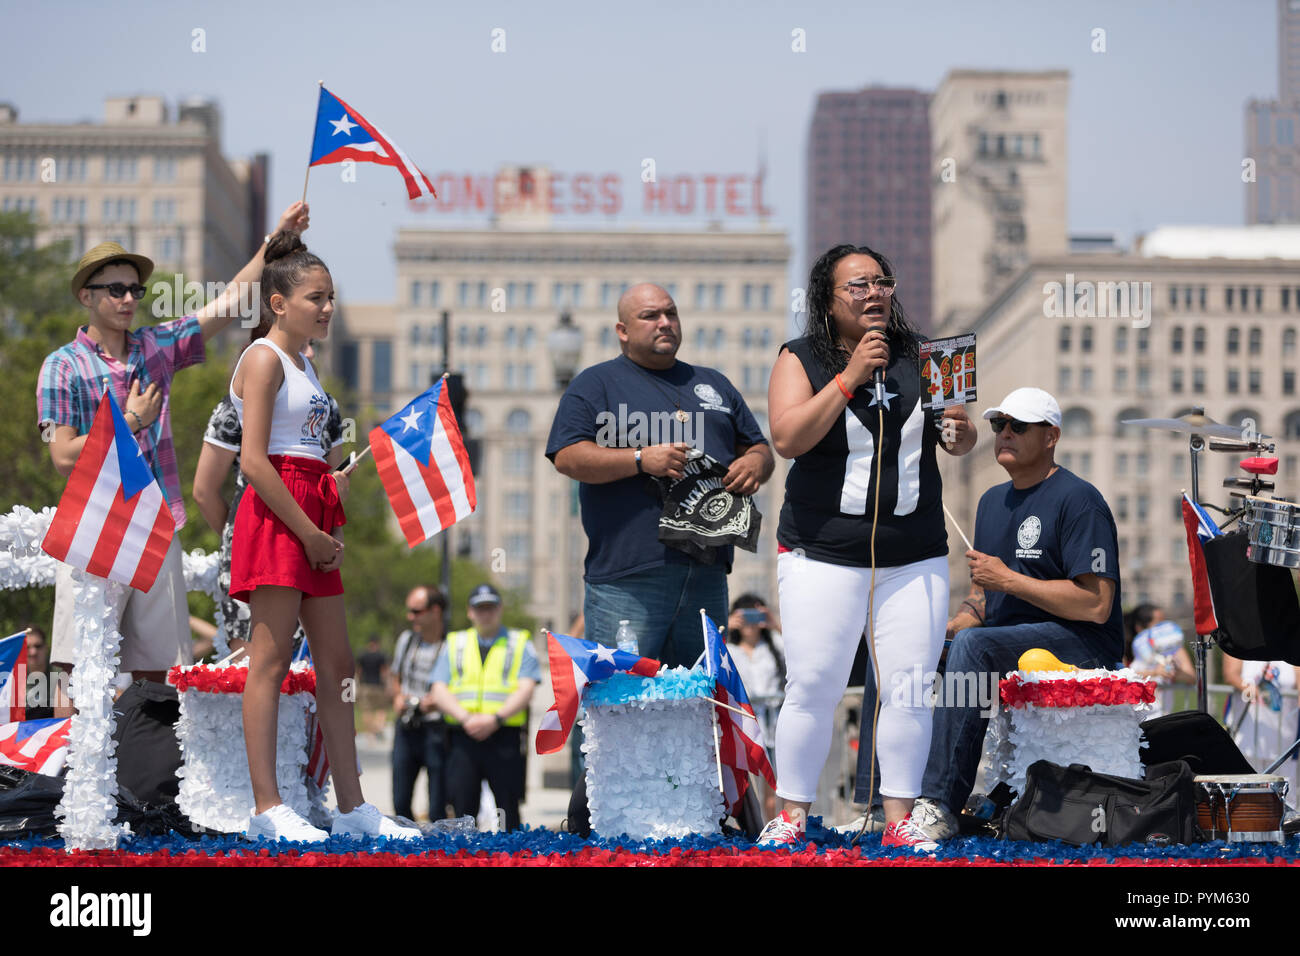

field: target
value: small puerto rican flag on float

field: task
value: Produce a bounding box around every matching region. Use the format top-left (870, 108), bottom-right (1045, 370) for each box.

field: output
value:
top-left (40, 392), bottom-right (175, 592)
top-left (0, 717), bottom-right (72, 776)
top-left (0, 632), bottom-right (27, 722)
top-left (369, 377), bottom-right (476, 548)
top-left (534, 632), bottom-right (661, 755)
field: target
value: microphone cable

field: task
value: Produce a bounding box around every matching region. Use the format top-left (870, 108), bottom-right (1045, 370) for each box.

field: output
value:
top-left (852, 395), bottom-right (886, 846)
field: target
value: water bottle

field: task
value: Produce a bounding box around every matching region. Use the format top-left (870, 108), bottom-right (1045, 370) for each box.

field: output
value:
top-left (615, 619), bottom-right (639, 656)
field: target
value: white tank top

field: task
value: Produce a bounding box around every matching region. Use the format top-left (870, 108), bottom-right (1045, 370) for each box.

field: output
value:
top-left (230, 338), bottom-right (331, 460)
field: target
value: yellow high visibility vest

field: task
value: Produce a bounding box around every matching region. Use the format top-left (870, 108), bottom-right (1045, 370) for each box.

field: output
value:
top-left (444, 627), bottom-right (530, 727)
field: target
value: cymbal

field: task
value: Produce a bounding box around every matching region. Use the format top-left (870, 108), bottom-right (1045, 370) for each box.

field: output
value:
top-left (1121, 412), bottom-right (1268, 441)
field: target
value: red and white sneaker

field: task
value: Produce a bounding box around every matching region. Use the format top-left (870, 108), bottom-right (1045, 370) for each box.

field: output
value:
top-left (881, 813), bottom-right (939, 853)
top-left (756, 810), bottom-right (806, 847)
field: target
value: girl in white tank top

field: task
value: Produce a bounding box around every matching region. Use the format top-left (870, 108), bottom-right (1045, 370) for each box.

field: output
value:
top-left (230, 336), bottom-right (332, 460)
top-left (229, 229), bottom-right (418, 843)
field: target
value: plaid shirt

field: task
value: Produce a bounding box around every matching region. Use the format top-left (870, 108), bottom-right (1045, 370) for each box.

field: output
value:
top-left (37, 318), bottom-right (206, 530)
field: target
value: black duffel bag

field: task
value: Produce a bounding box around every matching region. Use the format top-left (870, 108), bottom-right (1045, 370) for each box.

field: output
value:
top-left (1000, 759), bottom-right (1202, 847)
top-left (0, 765), bottom-right (218, 840)
top-left (111, 679), bottom-right (183, 806)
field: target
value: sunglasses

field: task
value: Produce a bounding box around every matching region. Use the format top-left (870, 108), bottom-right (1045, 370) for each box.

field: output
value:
top-left (837, 277), bottom-right (897, 300)
top-left (84, 282), bottom-right (147, 300)
top-left (989, 417), bottom-right (1042, 434)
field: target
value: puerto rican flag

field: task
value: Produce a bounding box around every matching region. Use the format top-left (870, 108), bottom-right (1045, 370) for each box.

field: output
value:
top-left (0, 718), bottom-right (72, 776)
top-left (309, 86), bottom-right (437, 201)
top-left (535, 631), bottom-right (660, 755)
top-left (0, 632), bottom-right (27, 722)
top-left (40, 392), bottom-right (175, 592)
top-left (294, 646), bottom-right (330, 790)
top-left (1181, 492), bottom-right (1223, 637)
top-left (698, 611), bottom-right (776, 816)
top-left (370, 379), bottom-right (476, 549)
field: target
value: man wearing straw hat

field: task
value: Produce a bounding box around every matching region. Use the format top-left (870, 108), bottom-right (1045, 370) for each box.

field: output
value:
top-left (36, 203), bottom-right (310, 705)
top-left (907, 386), bottom-right (1124, 847)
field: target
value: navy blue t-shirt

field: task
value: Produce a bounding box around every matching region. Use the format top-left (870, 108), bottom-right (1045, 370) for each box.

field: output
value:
top-left (545, 354), bottom-right (767, 584)
top-left (973, 467), bottom-right (1124, 659)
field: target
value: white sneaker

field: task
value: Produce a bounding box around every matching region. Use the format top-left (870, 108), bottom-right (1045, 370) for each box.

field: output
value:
top-left (246, 804), bottom-right (330, 843)
top-left (832, 807), bottom-right (886, 836)
top-left (755, 810), bottom-right (806, 847)
top-left (909, 797), bottom-right (959, 842)
top-left (332, 802), bottom-right (422, 840)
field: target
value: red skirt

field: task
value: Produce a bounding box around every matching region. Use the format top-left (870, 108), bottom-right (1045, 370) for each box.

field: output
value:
top-left (229, 455), bottom-right (346, 603)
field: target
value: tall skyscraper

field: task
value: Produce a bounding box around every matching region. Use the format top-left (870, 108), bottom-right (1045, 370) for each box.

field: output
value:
top-left (1280, 0), bottom-right (1300, 104)
top-left (805, 88), bottom-right (932, 331)
top-left (1245, 0), bottom-right (1300, 225)
top-left (930, 70), bottom-right (1069, 331)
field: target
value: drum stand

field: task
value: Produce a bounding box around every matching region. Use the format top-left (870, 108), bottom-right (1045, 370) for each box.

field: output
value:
top-left (1187, 433), bottom-right (1217, 714)
top-left (1186, 430), bottom-right (1278, 715)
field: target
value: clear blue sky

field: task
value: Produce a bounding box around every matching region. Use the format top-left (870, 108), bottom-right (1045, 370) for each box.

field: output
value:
top-left (1, 0), bottom-right (1278, 302)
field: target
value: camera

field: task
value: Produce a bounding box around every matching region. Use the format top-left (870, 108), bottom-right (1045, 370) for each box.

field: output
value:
top-left (399, 695), bottom-right (424, 728)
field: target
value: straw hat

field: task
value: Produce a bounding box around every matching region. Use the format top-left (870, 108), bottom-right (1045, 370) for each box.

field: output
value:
top-left (70, 242), bottom-right (154, 298)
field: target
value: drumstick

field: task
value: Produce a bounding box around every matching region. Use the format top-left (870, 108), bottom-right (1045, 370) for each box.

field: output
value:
top-left (943, 502), bottom-right (974, 551)
top-left (214, 646), bottom-right (247, 668)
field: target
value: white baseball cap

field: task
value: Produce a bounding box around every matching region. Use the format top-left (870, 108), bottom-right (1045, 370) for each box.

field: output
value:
top-left (982, 387), bottom-right (1062, 428)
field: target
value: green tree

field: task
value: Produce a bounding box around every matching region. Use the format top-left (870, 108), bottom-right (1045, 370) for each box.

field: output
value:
top-left (0, 212), bottom-right (84, 632)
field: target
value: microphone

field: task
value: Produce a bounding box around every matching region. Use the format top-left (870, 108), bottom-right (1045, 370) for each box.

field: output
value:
top-left (869, 322), bottom-right (887, 405)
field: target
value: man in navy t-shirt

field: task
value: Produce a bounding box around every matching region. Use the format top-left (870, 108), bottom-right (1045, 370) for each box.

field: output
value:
top-left (909, 387), bottom-right (1124, 846)
top-left (545, 283), bottom-right (773, 668)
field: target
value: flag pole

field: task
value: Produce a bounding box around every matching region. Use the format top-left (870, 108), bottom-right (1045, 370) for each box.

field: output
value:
top-left (303, 80), bottom-right (323, 206)
top-left (342, 444), bottom-right (371, 476)
top-left (709, 698), bottom-right (753, 720)
top-left (701, 609), bottom-right (725, 797)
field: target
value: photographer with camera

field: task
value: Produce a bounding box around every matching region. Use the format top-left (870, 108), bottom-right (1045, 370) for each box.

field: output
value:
top-left (389, 586), bottom-right (449, 822)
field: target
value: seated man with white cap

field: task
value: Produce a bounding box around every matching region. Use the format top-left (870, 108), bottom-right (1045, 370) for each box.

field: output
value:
top-left (908, 387), bottom-right (1125, 847)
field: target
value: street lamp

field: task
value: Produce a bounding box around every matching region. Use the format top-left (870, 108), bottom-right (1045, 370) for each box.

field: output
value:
top-left (546, 308), bottom-right (586, 787)
top-left (547, 311), bottom-right (583, 389)
top-left (545, 308), bottom-right (584, 621)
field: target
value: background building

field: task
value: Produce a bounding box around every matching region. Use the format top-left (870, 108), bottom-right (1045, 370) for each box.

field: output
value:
top-left (327, 204), bottom-right (791, 632)
top-left (805, 87), bottom-right (933, 331)
top-left (935, 227), bottom-right (1300, 633)
top-left (930, 69), bottom-right (1069, 332)
top-left (0, 96), bottom-right (267, 283)
top-left (1245, 0), bottom-right (1300, 225)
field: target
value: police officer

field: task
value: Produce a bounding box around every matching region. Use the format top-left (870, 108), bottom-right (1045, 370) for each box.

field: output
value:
top-left (431, 585), bottom-right (538, 830)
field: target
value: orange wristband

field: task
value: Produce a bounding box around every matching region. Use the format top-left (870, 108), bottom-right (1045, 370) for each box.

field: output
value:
top-left (834, 373), bottom-right (854, 400)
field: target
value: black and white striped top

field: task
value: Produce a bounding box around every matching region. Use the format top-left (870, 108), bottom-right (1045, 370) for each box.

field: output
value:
top-left (775, 336), bottom-right (949, 568)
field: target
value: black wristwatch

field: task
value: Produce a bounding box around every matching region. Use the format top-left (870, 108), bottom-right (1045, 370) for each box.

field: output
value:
top-left (634, 448), bottom-right (643, 474)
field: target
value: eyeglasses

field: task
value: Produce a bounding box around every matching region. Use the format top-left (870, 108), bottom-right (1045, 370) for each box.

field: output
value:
top-left (989, 417), bottom-right (1041, 434)
top-left (84, 282), bottom-right (147, 300)
top-left (406, 605), bottom-right (433, 616)
top-left (837, 277), bottom-right (897, 300)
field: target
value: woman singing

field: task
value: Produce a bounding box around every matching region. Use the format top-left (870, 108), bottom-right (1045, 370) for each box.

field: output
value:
top-left (757, 244), bottom-right (976, 850)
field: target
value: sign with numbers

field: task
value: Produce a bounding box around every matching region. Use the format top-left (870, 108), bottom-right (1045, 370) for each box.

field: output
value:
top-left (919, 334), bottom-right (976, 412)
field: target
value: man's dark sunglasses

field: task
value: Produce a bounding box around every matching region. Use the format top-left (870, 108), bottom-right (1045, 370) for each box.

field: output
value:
top-left (989, 417), bottom-right (1042, 434)
top-left (84, 282), bottom-right (147, 300)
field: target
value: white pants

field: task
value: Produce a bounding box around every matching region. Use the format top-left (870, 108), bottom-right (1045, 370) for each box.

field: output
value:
top-left (774, 551), bottom-right (948, 803)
